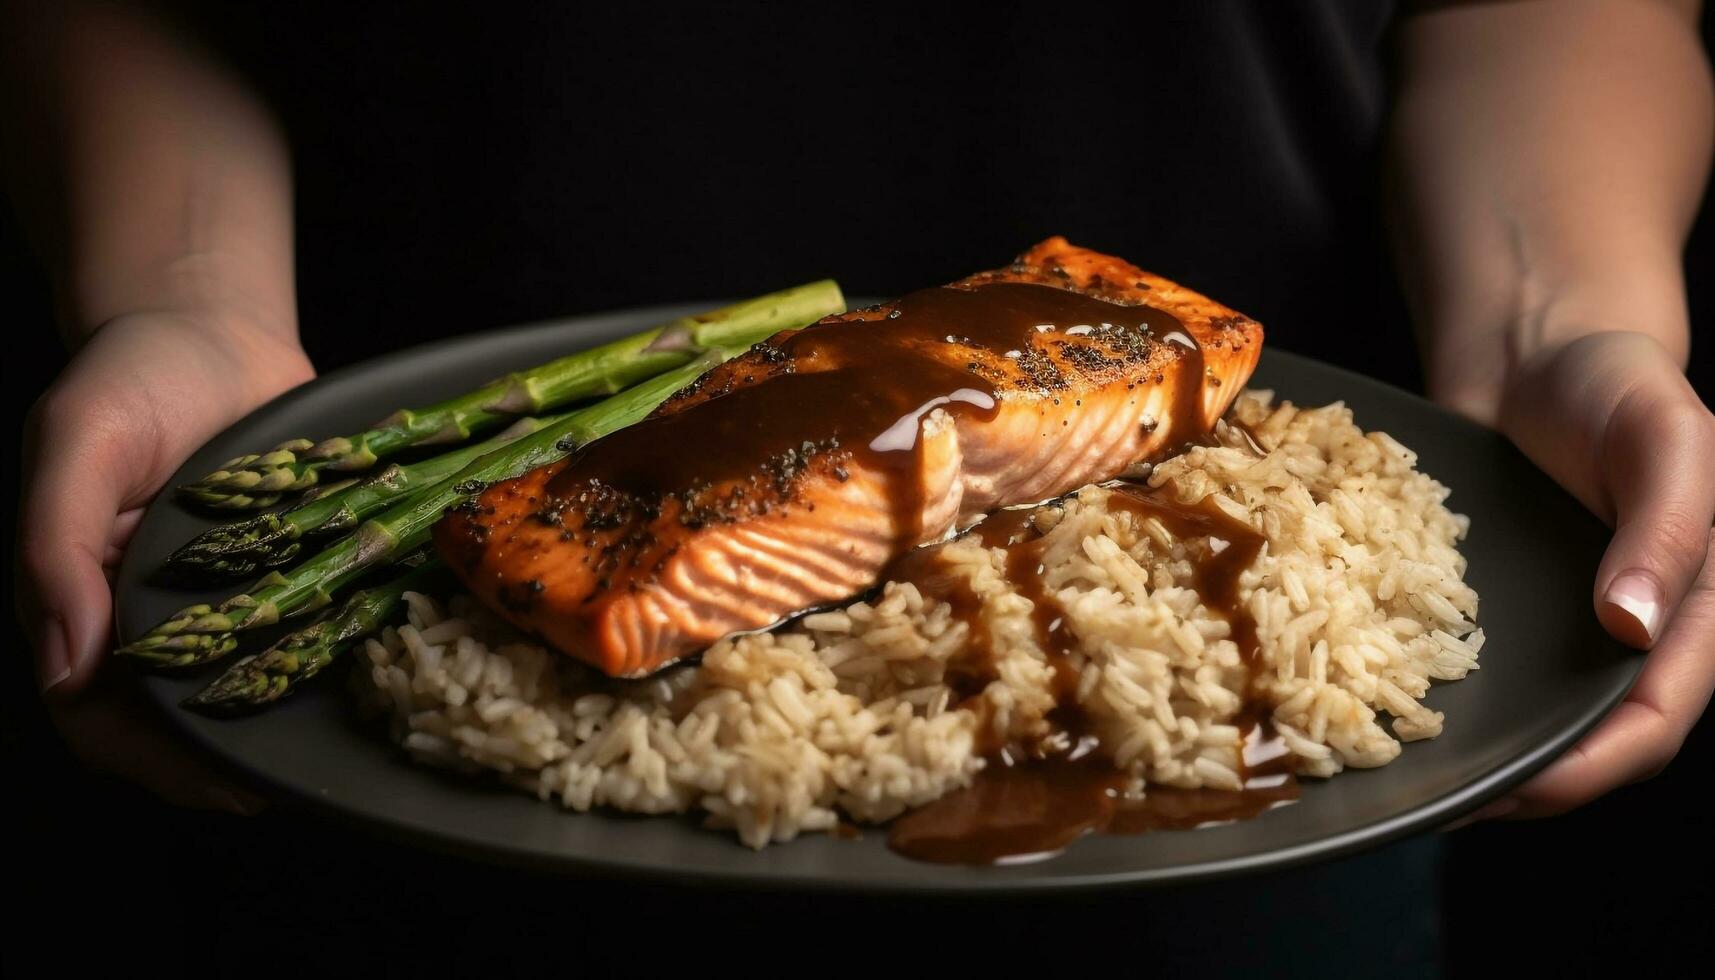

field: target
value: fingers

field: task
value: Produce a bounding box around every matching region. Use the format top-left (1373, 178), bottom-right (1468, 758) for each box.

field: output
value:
top-left (1504, 528), bottom-right (1715, 818)
top-left (1594, 372), bottom-right (1715, 647)
top-left (15, 314), bottom-right (311, 814)
top-left (21, 377), bottom-right (266, 814)
top-left (1480, 331), bottom-right (1714, 821)
top-left (1498, 332), bottom-right (1715, 649)
top-left (16, 386), bottom-right (138, 694)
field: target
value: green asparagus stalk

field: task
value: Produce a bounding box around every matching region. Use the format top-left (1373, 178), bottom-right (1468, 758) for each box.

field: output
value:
top-left (119, 354), bottom-right (722, 667)
top-left (177, 280), bottom-right (843, 508)
top-left (185, 557), bottom-right (447, 713)
top-left (119, 551), bottom-right (387, 669)
top-left (165, 416), bottom-right (554, 583)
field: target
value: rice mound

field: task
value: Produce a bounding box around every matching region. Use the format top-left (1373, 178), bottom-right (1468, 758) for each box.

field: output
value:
top-left (357, 391), bottom-right (1484, 848)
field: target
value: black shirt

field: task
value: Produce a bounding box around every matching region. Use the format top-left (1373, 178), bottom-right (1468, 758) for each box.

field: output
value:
top-left (183, 0), bottom-right (1417, 386)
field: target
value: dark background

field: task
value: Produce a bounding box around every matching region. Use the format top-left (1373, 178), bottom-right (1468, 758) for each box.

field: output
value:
top-left (5, 3), bottom-right (1712, 974)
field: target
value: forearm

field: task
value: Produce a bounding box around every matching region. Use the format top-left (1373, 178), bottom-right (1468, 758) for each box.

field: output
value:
top-left (7, 2), bottom-right (297, 349)
top-left (1387, 0), bottom-right (1712, 420)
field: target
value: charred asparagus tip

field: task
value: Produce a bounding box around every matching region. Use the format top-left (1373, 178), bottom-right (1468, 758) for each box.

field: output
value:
top-left (162, 513), bottom-right (303, 582)
top-left (183, 655), bottom-right (283, 713)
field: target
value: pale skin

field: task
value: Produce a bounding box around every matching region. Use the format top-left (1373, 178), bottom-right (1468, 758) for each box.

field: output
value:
top-left (9, 1), bottom-right (1713, 817)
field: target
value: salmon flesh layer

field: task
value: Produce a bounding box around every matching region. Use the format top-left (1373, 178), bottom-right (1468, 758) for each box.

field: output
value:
top-left (435, 238), bottom-right (1263, 676)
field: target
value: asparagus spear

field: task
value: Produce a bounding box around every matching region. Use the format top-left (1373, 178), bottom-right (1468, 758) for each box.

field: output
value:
top-left (119, 552), bottom-right (386, 669)
top-left (184, 557), bottom-right (447, 713)
top-left (177, 280), bottom-right (843, 508)
top-left (165, 416), bottom-right (553, 583)
top-left (119, 354), bottom-right (720, 667)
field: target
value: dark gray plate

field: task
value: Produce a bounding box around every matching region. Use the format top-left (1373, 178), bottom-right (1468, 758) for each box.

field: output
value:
top-left (115, 302), bottom-right (1642, 892)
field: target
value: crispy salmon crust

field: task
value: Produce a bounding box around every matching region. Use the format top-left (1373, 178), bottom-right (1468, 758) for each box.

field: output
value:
top-left (436, 238), bottom-right (1262, 676)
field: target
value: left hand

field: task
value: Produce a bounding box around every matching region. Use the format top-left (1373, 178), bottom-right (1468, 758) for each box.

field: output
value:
top-left (16, 308), bottom-right (312, 811)
top-left (1464, 330), bottom-right (1715, 818)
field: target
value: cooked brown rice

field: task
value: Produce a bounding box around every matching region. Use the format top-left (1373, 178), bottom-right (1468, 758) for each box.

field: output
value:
top-left (356, 391), bottom-right (1483, 848)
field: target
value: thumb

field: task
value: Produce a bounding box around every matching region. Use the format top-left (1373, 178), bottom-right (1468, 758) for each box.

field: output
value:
top-left (16, 391), bottom-right (134, 694)
top-left (1592, 366), bottom-right (1715, 649)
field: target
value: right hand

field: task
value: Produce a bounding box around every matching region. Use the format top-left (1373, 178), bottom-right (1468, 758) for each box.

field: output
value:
top-left (16, 309), bottom-right (314, 808)
top-left (1458, 330), bottom-right (1715, 818)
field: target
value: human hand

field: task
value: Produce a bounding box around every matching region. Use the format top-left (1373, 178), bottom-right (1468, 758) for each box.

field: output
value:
top-left (1465, 330), bottom-right (1715, 818)
top-left (16, 309), bottom-right (314, 809)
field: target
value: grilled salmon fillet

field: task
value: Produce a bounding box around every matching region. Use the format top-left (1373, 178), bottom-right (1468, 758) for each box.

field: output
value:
top-left (436, 238), bottom-right (1262, 676)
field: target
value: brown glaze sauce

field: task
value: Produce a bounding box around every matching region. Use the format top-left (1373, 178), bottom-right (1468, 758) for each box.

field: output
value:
top-left (1106, 483), bottom-right (1266, 670)
top-left (887, 482), bottom-right (1298, 865)
top-left (545, 282), bottom-right (1187, 558)
top-left (889, 552), bottom-right (996, 703)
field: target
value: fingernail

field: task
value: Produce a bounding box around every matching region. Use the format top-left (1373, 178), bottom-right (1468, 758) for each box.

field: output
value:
top-left (1604, 572), bottom-right (1663, 647)
top-left (36, 619), bottom-right (71, 693)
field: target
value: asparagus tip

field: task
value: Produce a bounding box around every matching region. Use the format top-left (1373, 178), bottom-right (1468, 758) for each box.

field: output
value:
top-left (116, 631), bottom-right (239, 669)
top-left (161, 513), bottom-right (301, 584)
top-left (183, 656), bottom-right (276, 714)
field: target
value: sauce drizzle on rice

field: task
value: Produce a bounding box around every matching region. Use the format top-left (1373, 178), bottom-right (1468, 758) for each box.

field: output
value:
top-left (886, 481), bottom-right (1298, 865)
